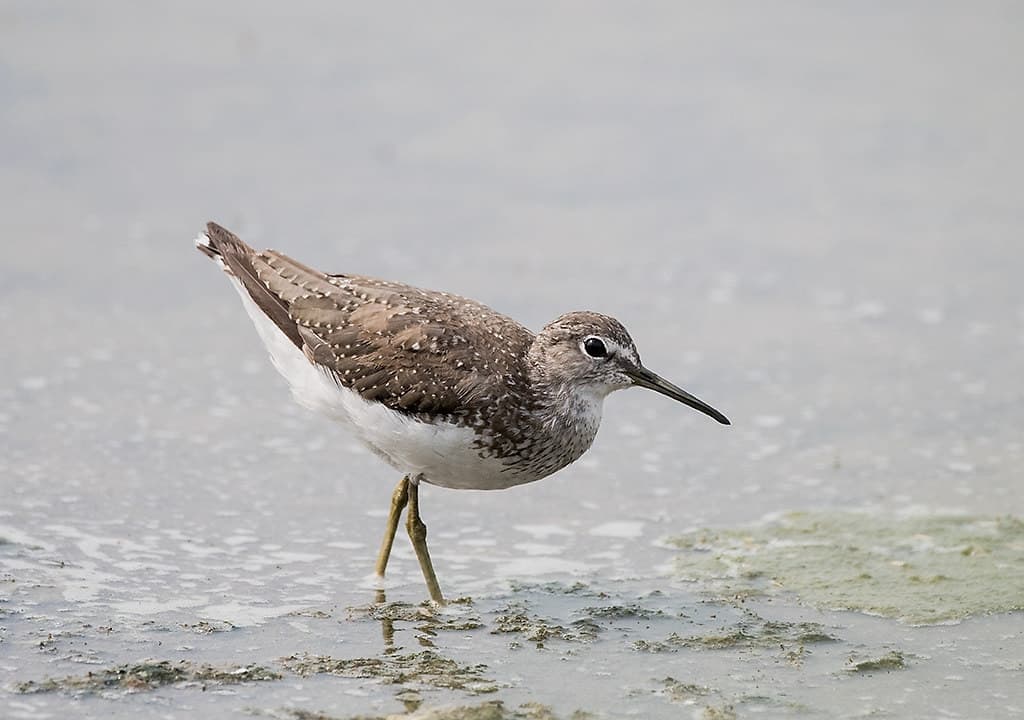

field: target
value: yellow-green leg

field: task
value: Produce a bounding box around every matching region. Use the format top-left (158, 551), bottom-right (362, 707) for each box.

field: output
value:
top-left (406, 481), bottom-right (445, 605)
top-left (375, 476), bottom-right (410, 577)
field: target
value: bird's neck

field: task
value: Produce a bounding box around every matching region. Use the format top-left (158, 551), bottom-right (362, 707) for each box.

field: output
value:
top-left (527, 367), bottom-right (606, 450)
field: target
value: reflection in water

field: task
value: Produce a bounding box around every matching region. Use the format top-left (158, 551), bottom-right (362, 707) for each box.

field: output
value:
top-left (368, 589), bottom-right (481, 652)
top-left (376, 589), bottom-right (397, 650)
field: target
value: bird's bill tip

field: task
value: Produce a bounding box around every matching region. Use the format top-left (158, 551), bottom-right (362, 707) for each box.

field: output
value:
top-left (627, 366), bottom-right (730, 425)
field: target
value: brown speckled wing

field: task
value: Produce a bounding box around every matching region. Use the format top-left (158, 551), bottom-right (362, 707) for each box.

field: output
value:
top-left (251, 250), bottom-right (535, 419)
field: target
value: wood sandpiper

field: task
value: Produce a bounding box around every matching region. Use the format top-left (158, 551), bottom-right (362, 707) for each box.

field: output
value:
top-left (196, 222), bottom-right (730, 604)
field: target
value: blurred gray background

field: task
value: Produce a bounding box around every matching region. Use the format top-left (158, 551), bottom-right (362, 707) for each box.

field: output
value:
top-left (3, 1), bottom-right (1020, 516)
top-left (1, 3), bottom-right (1022, 719)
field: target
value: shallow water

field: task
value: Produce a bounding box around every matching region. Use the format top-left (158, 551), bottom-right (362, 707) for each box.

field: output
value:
top-left (2, 2), bottom-right (1023, 718)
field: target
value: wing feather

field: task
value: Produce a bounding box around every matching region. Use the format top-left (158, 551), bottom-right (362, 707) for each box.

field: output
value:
top-left (249, 250), bottom-right (534, 418)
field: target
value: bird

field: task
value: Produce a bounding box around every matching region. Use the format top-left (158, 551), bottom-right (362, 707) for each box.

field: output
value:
top-left (195, 222), bottom-right (729, 604)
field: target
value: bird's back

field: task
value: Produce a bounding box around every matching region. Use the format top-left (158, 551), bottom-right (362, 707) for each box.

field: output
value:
top-left (200, 223), bottom-right (536, 422)
top-left (199, 223), bottom-right (611, 489)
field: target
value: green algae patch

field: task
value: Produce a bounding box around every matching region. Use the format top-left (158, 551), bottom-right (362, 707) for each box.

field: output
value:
top-left (670, 512), bottom-right (1024, 624)
top-left (634, 611), bottom-right (835, 657)
top-left (845, 650), bottom-right (907, 674)
top-left (506, 580), bottom-right (596, 596)
top-left (576, 603), bottom-right (664, 620)
top-left (17, 660), bottom-right (280, 695)
top-left (644, 680), bottom-right (736, 720)
top-left (490, 603), bottom-right (600, 647)
top-left (281, 651), bottom-right (497, 695)
top-left (288, 608), bottom-right (333, 619)
top-left (659, 677), bottom-right (713, 702)
top-left (257, 701), bottom-right (592, 720)
top-left (180, 619), bottom-right (237, 633)
top-left (347, 599), bottom-right (483, 632)
top-left (641, 677), bottom-right (809, 717)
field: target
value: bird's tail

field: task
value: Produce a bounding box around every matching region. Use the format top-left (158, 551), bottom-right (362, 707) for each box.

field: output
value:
top-left (195, 221), bottom-right (305, 350)
top-left (195, 221), bottom-right (256, 272)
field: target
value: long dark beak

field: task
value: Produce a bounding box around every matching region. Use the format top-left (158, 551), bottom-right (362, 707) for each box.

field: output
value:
top-left (627, 366), bottom-right (731, 425)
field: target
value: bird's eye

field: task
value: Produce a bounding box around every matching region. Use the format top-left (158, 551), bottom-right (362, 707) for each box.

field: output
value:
top-left (583, 337), bottom-right (608, 359)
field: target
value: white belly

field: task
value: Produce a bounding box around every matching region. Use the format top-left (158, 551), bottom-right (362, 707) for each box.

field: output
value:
top-left (229, 278), bottom-right (531, 490)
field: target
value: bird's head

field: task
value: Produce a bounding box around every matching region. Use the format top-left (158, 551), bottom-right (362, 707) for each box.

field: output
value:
top-left (531, 311), bottom-right (730, 425)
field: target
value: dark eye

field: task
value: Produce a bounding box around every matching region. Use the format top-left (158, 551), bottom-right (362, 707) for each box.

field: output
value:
top-left (583, 337), bottom-right (608, 358)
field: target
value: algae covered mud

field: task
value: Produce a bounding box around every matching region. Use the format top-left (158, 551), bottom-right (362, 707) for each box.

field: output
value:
top-left (3, 513), bottom-right (1022, 719)
top-left (671, 511), bottom-right (1024, 624)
